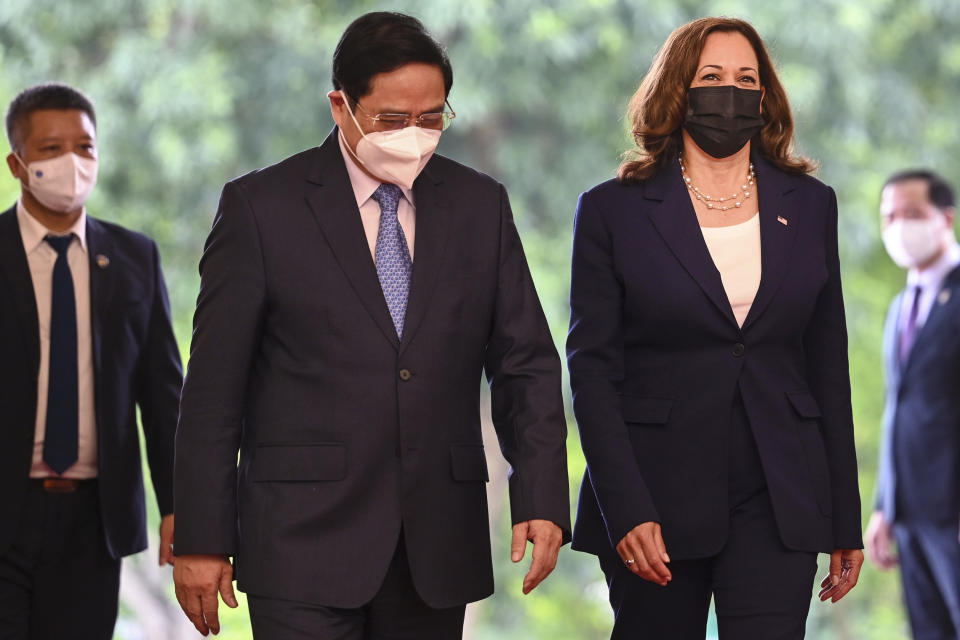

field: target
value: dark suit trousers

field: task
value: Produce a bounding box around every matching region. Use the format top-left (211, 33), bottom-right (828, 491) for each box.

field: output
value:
top-left (247, 531), bottom-right (466, 640)
top-left (599, 393), bottom-right (818, 639)
top-left (893, 523), bottom-right (960, 640)
top-left (0, 481), bottom-right (120, 640)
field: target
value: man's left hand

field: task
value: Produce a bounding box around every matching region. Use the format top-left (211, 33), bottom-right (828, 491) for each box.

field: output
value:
top-left (159, 514), bottom-right (175, 567)
top-left (511, 519), bottom-right (563, 594)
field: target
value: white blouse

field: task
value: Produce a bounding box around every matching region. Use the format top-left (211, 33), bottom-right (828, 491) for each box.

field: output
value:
top-left (700, 213), bottom-right (762, 328)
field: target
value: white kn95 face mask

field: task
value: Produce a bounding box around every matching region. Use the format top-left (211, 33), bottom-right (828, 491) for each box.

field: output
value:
top-left (16, 151), bottom-right (98, 212)
top-left (339, 91), bottom-right (441, 190)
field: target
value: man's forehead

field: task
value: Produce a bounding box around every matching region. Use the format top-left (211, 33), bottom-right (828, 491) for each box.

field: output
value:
top-left (883, 179), bottom-right (930, 204)
top-left (26, 109), bottom-right (95, 135)
top-left (364, 64), bottom-right (446, 106)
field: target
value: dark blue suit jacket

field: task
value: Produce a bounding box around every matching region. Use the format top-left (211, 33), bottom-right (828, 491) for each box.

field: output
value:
top-left (876, 264), bottom-right (960, 525)
top-left (567, 154), bottom-right (863, 559)
top-left (0, 205), bottom-right (183, 559)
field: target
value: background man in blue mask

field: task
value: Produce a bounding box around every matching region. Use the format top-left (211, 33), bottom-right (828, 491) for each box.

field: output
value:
top-left (867, 169), bottom-right (960, 639)
top-left (172, 12), bottom-right (571, 639)
top-left (0, 82), bottom-right (183, 638)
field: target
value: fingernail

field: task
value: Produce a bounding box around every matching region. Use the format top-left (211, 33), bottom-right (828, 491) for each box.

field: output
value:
top-left (831, 575), bottom-right (839, 586)
top-left (512, 552), bottom-right (520, 562)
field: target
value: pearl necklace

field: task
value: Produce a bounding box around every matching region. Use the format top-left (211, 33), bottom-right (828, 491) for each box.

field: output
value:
top-left (679, 155), bottom-right (756, 211)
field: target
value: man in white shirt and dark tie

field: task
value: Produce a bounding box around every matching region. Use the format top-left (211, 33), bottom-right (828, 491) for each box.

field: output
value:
top-left (0, 82), bottom-right (183, 638)
top-left (867, 169), bottom-right (960, 640)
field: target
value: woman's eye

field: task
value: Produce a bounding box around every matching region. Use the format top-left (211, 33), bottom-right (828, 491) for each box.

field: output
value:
top-left (739, 76), bottom-right (757, 84)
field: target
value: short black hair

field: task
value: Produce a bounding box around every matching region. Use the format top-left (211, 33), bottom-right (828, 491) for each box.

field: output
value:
top-left (884, 169), bottom-right (956, 210)
top-left (332, 12), bottom-right (453, 103)
top-left (5, 82), bottom-right (97, 152)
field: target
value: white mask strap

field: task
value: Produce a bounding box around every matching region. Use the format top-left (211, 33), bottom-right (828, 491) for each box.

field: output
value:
top-left (342, 91), bottom-right (369, 138)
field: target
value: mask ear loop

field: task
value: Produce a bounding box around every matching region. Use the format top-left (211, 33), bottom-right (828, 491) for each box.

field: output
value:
top-left (337, 90), bottom-right (373, 170)
top-left (11, 153), bottom-right (36, 194)
top-left (341, 91), bottom-right (366, 133)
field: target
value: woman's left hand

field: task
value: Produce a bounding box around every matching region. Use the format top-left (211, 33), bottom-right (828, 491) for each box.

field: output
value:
top-left (817, 548), bottom-right (864, 603)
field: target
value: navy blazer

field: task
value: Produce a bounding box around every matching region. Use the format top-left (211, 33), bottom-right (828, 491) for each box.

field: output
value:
top-left (174, 129), bottom-right (570, 609)
top-left (567, 154), bottom-right (863, 559)
top-left (0, 205), bottom-right (183, 558)
top-left (876, 264), bottom-right (960, 525)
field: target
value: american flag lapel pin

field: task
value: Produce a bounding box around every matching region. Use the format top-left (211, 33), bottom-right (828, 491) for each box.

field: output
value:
top-left (777, 216), bottom-right (788, 226)
top-left (938, 288), bottom-right (951, 305)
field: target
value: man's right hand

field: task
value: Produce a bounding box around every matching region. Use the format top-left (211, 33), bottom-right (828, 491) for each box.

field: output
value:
top-left (173, 554), bottom-right (239, 636)
top-left (865, 510), bottom-right (898, 570)
top-left (617, 522), bottom-right (672, 586)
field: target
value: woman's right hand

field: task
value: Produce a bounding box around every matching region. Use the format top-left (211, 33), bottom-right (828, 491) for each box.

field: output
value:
top-left (617, 522), bottom-right (672, 586)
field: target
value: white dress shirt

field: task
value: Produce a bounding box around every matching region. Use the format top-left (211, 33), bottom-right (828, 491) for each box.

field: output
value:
top-left (701, 213), bottom-right (762, 328)
top-left (337, 133), bottom-right (416, 260)
top-left (17, 200), bottom-right (98, 479)
top-left (901, 240), bottom-right (960, 332)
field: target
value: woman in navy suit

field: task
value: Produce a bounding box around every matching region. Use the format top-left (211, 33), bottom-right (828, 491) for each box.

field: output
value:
top-left (567, 17), bottom-right (864, 639)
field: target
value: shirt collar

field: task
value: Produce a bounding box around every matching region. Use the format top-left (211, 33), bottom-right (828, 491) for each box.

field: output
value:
top-left (16, 198), bottom-right (88, 254)
top-left (336, 130), bottom-right (414, 209)
top-left (907, 240), bottom-right (960, 290)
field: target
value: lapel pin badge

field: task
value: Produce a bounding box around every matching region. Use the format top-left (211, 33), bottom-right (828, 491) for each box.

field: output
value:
top-left (777, 216), bottom-right (788, 226)
top-left (938, 288), bottom-right (951, 305)
top-left (96, 254), bottom-right (110, 269)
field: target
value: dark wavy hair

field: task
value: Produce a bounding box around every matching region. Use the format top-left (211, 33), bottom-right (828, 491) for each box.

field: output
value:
top-left (618, 17), bottom-right (815, 184)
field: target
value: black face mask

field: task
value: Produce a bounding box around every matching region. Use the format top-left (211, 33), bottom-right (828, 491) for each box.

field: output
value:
top-left (683, 86), bottom-right (764, 159)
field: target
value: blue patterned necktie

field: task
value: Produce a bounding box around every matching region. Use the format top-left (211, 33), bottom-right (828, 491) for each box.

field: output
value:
top-left (372, 184), bottom-right (412, 338)
top-left (44, 234), bottom-right (79, 474)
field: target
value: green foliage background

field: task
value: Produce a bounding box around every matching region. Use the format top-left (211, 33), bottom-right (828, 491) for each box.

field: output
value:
top-left (3, 0), bottom-right (958, 637)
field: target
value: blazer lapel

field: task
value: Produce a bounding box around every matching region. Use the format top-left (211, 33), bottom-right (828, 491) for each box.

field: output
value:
top-left (304, 130), bottom-right (400, 349)
top-left (400, 164), bottom-right (449, 354)
top-left (884, 291), bottom-right (904, 389)
top-left (0, 206), bottom-right (40, 376)
top-left (740, 155), bottom-right (799, 331)
top-left (86, 217), bottom-right (115, 378)
top-left (902, 265), bottom-right (960, 375)
top-left (645, 161), bottom-right (739, 329)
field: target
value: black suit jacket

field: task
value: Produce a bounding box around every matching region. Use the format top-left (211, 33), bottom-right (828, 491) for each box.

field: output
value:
top-left (567, 154), bottom-right (863, 559)
top-left (174, 130), bottom-right (570, 609)
top-left (876, 264), bottom-right (960, 525)
top-left (0, 205), bottom-right (183, 558)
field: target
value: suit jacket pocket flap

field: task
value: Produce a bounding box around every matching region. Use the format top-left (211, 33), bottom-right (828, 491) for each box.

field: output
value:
top-left (251, 443), bottom-right (347, 482)
top-left (450, 444), bottom-right (489, 482)
top-left (786, 391), bottom-right (822, 419)
top-left (622, 396), bottom-right (674, 424)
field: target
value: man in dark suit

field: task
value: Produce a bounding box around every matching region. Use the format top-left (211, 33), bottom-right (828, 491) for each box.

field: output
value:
top-left (867, 169), bottom-right (960, 639)
top-left (172, 12), bottom-right (570, 639)
top-left (0, 83), bottom-right (183, 638)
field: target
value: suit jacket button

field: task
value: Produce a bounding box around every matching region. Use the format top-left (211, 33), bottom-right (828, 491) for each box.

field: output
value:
top-left (399, 369), bottom-right (412, 381)
top-left (732, 343), bottom-right (745, 357)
